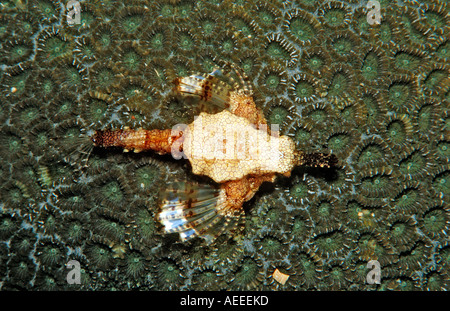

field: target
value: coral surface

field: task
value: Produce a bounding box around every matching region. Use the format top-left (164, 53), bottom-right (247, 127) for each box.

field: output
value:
top-left (0, 0), bottom-right (449, 290)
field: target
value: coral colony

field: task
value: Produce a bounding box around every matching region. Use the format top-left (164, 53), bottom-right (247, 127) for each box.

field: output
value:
top-left (0, 0), bottom-right (449, 291)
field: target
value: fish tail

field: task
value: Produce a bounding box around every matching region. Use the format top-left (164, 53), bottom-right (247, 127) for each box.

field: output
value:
top-left (295, 150), bottom-right (339, 168)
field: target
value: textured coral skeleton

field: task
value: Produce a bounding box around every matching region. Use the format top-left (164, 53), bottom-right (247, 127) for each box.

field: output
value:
top-left (1, 0), bottom-right (449, 291)
top-left (91, 65), bottom-right (338, 243)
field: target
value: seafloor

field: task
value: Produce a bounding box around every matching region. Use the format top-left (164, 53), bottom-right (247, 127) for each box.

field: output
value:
top-left (0, 0), bottom-right (449, 290)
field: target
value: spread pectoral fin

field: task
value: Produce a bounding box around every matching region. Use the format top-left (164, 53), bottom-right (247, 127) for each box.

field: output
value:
top-left (158, 181), bottom-right (244, 244)
top-left (173, 70), bottom-right (232, 114)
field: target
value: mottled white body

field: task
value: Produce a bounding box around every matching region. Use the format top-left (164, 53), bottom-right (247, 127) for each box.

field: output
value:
top-left (182, 110), bottom-right (296, 183)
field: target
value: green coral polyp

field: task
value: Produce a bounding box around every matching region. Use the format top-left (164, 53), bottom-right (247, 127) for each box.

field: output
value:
top-left (326, 266), bottom-right (346, 289)
top-left (265, 74), bottom-right (281, 91)
top-left (49, 163), bottom-right (72, 185)
top-left (416, 103), bottom-right (435, 133)
top-left (295, 81), bottom-right (314, 100)
top-left (232, 18), bottom-right (254, 38)
top-left (157, 259), bottom-right (183, 289)
top-left (8, 185), bottom-right (26, 205)
top-left (136, 166), bottom-right (159, 189)
top-left (291, 216), bottom-right (309, 238)
top-left (400, 15), bottom-right (427, 46)
top-left (259, 236), bottom-right (282, 255)
top-left (322, 6), bottom-right (348, 28)
top-left (268, 106), bottom-right (289, 125)
top-left (5, 133), bottom-right (23, 154)
top-left (135, 210), bottom-right (156, 240)
top-left (8, 71), bottom-right (30, 95)
top-left (256, 8), bottom-right (275, 29)
top-left (232, 257), bottom-right (260, 289)
top-left (200, 20), bottom-right (215, 36)
top-left (433, 171), bottom-right (449, 197)
top-left (101, 181), bottom-right (124, 203)
top-left (288, 14), bottom-right (317, 43)
top-left (87, 100), bottom-right (108, 124)
top-left (31, 132), bottom-right (50, 148)
top-left (124, 86), bottom-right (144, 99)
top-left (240, 57), bottom-right (255, 75)
top-left (66, 222), bottom-right (84, 243)
top-left (178, 33), bottom-right (194, 50)
top-left (344, 200), bottom-right (366, 228)
top-left (63, 66), bottom-right (83, 87)
top-left (43, 36), bottom-right (70, 62)
top-left (96, 218), bottom-right (125, 240)
top-left (318, 202), bottom-right (332, 218)
top-left (266, 42), bottom-right (286, 59)
top-left (436, 41), bottom-right (449, 59)
top-left (327, 133), bottom-right (350, 154)
top-left (76, 41), bottom-right (96, 62)
top-left (126, 252), bottom-right (147, 278)
top-left (9, 43), bottom-right (32, 64)
top-left (326, 10), bottom-right (344, 26)
top-left (39, 246), bottom-right (62, 266)
top-left (195, 268), bottom-right (219, 288)
top-left (289, 182), bottom-right (309, 202)
top-left (422, 207), bottom-right (448, 240)
top-left (12, 260), bottom-right (33, 280)
top-left (425, 272), bottom-right (445, 291)
top-left (20, 108), bottom-right (40, 124)
top-left (149, 33), bottom-right (165, 51)
top-left (88, 244), bottom-right (113, 270)
top-left (357, 144), bottom-right (385, 165)
top-left (423, 11), bottom-right (445, 29)
top-left (394, 52), bottom-right (421, 71)
top-left (41, 79), bottom-right (56, 97)
top-left (436, 141), bottom-right (449, 160)
top-left (388, 83), bottom-right (413, 112)
top-left (62, 193), bottom-right (85, 211)
top-left (159, 4), bottom-right (174, 18)
top-left (123, 51), bottom-right (141, 72)
top-left (295, 128), bottom-right (311, 142)
top-left (36, 0), bottom-right (58, 21)
top-left (258, 10), bottom-right (273, 24)
top-left (79, 11), bottom-right (95, 29)
top-left (302, 102), bottom-right (333, 126)
top-left (0, 216), bottom-right (17, 239)
top-left (328, 72), bottom-right (350, 97)
top-left (332, 35), bottom-right (355, 58)
top-left (386, 121), bottom-right (408, 145)
top-left (388, 218), bottom-right (418, 252)
top-left (360, 173), bottom-right (392, 198)
top-left (221, 38), bottom-right (234, 53)
top-left (379, 23), bottom-right (393, 44)
top-left (94, 68), bottom-right (115, 89)
top-left (399, 151), bottom-right (428, 179)
top-left (393, 188), bottom-right (420, 213)
top-left (98, 33), bottom-right (112, 50)
top-left (423, 69), bottom-right (447, 92)
top-left (361, 52), bottom-right (380, 81)
top-left (313, 230), bottom-right (349, 259)
top-left (121, 15), bottom-right (143, 34)
top-left (307, 55), bottom-right (324, 71)
top-left (296, 253), bottom-right (320, 288)
top-left (308, 110), bottom-right (326, 123)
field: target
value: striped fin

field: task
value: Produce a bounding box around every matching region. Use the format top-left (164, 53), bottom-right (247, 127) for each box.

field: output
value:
top-left (158, 182), bottom-right (243, 244)
top-left (173, 69), bottom-right (232, 113)
top-left (228, 62), bottom-right (253, 96)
